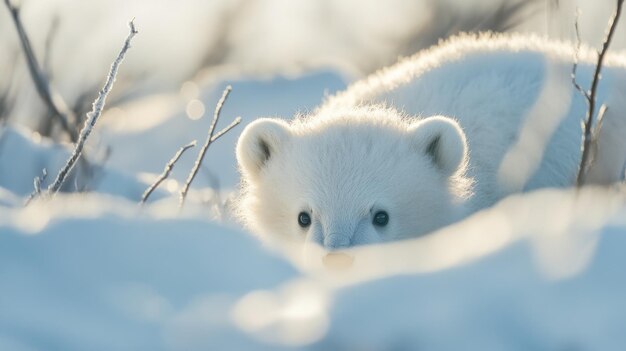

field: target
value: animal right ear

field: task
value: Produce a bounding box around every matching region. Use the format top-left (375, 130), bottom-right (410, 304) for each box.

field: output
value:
top-left (236, 118), bottom-right (291, 179)
top-left (408, 116), bottom-right (468, 177)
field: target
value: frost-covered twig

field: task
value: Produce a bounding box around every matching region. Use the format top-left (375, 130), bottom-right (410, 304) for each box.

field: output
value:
top-left (141, 140), bottom-right (196, 205)
top-left (33, 168), bottom-right (47, 195)
top-left (576, 0), bottom-right (624, 186)
top-left (24, 168), bottom-right (48, 205)
top-left (208, 117), bottom-right (242, 143)
top-left (179, 86), bottom-right (241, 208)
top-left (46, 20), bottom-right (138, 196)
top-left (3, 0), bottom-right (77, 141)
top-left (571, 10), bottom-right (590, 102)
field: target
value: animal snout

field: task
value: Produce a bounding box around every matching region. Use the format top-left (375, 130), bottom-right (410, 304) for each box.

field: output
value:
top-left (323, 252), bottom-right (354, 270)
top-left (324, 232), bottom-right (350, 250)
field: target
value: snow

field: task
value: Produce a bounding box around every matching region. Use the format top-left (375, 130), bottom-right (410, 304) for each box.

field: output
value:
top-left (1, 181), bottom-right (625, 349)
top-left (326, 227), bottom-right (626, 350)
top-left (0, 194), bottom-right (297, 350)
top-left (0, 126), bottom-right (154, 200)
top-left (98, 72), bottom-right (347, 191)
top-left (1, 73), bottom-right (625, 349)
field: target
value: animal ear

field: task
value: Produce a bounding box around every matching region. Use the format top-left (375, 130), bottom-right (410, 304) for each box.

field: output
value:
top-left (236, 118), bottom-right (291, 179)
top-left (408, 116), bottom-right (468, 176)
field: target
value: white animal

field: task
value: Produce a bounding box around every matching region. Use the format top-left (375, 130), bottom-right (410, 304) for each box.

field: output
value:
top-left (235, 33), bottom-right (626, 251)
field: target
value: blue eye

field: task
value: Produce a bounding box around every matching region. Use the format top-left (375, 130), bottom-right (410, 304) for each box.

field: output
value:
top-left (298, 212), bottom-right (311, 228)
top-left (373, 211), bottom-right (389, 227)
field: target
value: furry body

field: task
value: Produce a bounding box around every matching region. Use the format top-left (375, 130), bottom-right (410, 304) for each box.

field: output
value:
top-left (236, 33), bottom-right (626, 250)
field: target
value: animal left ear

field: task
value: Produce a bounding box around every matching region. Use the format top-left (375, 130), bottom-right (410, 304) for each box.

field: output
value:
top-left (408, 116), bottom-right (468, 176)
top-left (236, 118), bottom-right (291, 180)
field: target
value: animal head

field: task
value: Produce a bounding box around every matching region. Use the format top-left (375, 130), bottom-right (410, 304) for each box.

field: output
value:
top-left (235, 106), bottom-right (471, 254)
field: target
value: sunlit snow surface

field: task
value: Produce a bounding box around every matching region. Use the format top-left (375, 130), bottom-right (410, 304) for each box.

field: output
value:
top-left (1, 185), bottom-right (625, 350)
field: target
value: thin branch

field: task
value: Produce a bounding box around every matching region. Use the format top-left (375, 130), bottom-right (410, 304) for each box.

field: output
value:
top-left (43, 14), bottom-right (60, 75)
top-left (141, 140), bottom-right (196, 205)
top-left (24, 168), bottom-right (47, 206)
top-left (34, 168), bottom-right (47, 194)
top-left (590, 104), bottom-right (609, 162)
top-left (571, 9), bottom-right (590, 102)
top-left (46, 20), bottom-right (138, 196)
top-left (0, 51), bottom-right (18, 121)
top-left (208, 116), bottom-right (242, 143)
top-left (3, 0), bottom-right (77, 141)
top-left (596, 104), bottom-right (608, 129)
top-left (179, 86), bottom-right (241, 208)
top-left (577, 0), bottom-right (624, 186)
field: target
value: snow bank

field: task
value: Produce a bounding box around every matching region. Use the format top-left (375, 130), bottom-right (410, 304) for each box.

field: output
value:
top-left (324, 223), bottom-right (626, 350)
top-left (0, 126), bottom-right (171, 201)
top-left (0, 194), bottom-right (296, 350)
top-left (313, 187), bottom-right (626, 350)
top-left (1, 186), bottom-right (624, 350)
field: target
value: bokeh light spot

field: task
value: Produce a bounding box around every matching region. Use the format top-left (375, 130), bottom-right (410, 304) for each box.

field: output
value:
top-left (186, 99), bottom-right (205, 120)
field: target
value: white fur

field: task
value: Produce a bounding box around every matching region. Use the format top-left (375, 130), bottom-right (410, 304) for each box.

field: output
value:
top-left (235, 33), bottom-right (626, 251)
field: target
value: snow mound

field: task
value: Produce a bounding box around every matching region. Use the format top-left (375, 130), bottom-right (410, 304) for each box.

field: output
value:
top-left (0, 194), bottom-right (296, 350)
top-left (1, 187), bottom-right (625, 350)
top-left (0, 126), bottom-right (161, 201)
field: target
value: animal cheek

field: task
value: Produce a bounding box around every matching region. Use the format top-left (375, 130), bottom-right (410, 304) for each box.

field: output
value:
top-left (304, 225), bottom-right (324, 247)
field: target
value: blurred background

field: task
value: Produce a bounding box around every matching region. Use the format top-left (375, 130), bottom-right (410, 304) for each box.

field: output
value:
top-left (1, 0), bottom-right (625, 198)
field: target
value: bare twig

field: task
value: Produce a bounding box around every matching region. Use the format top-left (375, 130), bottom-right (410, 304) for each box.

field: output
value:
top-left (144, 114), bottom-right (240, 206)
top-left (43, 14), bottom-right (60, 75)
top-left (34, 168), bottom-right (47, 194)
top-left (3, 0), bottom-right (77, 141)
top-left (24, 168), bottom-right (47, 205)
top-left (179, 86), bottom-right (241, 208)
top-left (141, 140), bottom-right (196, 204)
top-left (571, 9), bottom-right (590, 101)
top-left (596, 104), bottom-right (609, 130)
top-left (576, 0), bottom-right (624, 186)
top-left (208, 117), bottom-right (242, 142)
top-left (590, 104), bottom-right (609, 161)
top-left (46, 20), bottom-right (138, 196)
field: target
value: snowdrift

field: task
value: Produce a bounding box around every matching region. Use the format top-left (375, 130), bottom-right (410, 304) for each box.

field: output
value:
top-left (1, 185), bottom-right (624, 350)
